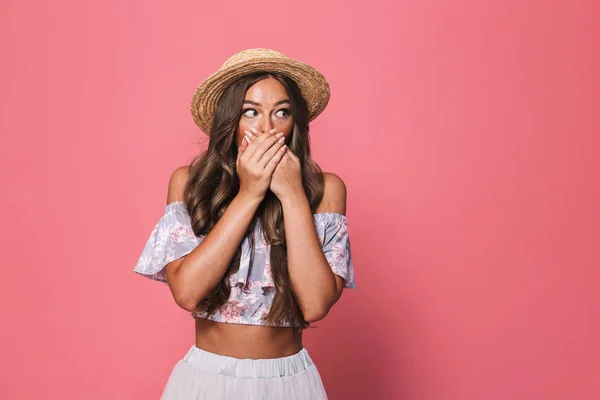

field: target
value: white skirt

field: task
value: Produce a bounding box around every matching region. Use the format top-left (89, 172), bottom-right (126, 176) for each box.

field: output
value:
top-left (160, 345), bottom-right (328, 399)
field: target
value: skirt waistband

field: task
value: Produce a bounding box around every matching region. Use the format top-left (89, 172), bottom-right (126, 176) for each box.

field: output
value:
top-left (182, 345), bottom-right (315, 379)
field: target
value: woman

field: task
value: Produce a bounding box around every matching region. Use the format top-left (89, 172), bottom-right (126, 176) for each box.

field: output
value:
top-left (134, 48), bottom-right (356, 399)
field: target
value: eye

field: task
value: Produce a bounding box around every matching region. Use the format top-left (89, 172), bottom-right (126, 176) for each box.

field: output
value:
top-left (242, 108), bottom-right (257, 117)
top-left (276, 108), bottom-right (290, 118)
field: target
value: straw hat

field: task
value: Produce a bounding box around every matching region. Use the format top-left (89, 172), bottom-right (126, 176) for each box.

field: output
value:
top-left (190, 48), bottom-right (331, 135)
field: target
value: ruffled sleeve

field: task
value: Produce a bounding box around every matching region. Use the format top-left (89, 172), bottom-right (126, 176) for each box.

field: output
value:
top-left (314, 213), bottom-right (356, 288)
top-left (133, 201), bottom-right (205, 284)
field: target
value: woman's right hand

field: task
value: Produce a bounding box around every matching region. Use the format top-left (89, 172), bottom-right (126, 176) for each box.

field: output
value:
top-left (236, 128), bottom-right (288, 201)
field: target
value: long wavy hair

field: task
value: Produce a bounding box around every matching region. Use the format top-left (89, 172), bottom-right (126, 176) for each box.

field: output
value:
top-left (182, 72), bottom-right (325, 331)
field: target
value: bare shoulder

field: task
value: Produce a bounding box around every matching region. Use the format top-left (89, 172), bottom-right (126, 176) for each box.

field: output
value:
top-left (315, 172), bottom-right (347, 215)
top-left (167, 165), bottom-right (191, 204)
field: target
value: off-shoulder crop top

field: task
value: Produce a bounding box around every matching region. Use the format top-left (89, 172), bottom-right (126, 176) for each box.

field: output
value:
top-left (133, 200), bottom-right (356, 327)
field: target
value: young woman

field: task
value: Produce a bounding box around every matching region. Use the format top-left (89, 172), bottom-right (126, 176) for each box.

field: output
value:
top-left (134, 48), bottom-right (356, 399)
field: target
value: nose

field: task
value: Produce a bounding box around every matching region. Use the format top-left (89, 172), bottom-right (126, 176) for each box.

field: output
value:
top-left (258, 115), bottom-right (274, 134)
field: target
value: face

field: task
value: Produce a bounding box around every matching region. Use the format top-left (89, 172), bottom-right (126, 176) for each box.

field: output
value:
top-left (236, 76), bottom-right (294, 146)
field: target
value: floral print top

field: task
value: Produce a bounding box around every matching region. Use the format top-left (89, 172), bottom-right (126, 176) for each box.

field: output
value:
top-left (133, 200), bottom-right (356, 327)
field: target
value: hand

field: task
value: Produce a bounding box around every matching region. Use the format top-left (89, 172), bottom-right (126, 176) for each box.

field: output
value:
top-left (236, 128), bottom-right (287, 201)
top-left (269, 144), bottom-right (303, 200)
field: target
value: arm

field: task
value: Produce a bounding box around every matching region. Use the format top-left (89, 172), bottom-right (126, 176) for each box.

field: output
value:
top-left (165, 131), bottom-right (286, 310)
top-left (164, 166), bottom-right (262, 311)
top-left (282, 172), bottom-right (348, 322)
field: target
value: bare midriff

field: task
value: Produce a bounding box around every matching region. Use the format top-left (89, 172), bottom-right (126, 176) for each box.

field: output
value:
top-left (194, 317), bottom-right (303, 359)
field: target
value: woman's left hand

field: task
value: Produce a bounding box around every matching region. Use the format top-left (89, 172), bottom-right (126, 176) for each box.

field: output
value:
top-left (269, 147), bottom-right (303, 200)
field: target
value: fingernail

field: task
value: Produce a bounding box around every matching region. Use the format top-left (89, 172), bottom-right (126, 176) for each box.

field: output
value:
top-left (275, 132), bottom-right (283, 138)
top-left (270, 129), bottom-right (277, 133)
top-left (250, 128), bottom-right (257, 133)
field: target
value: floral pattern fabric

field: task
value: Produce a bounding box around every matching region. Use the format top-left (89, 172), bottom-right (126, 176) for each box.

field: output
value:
top-left (133, 200), bottom-right (356, 327)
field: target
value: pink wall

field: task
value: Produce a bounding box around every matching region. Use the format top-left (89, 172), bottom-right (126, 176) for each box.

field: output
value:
top-left (1, 1), bottom-right (598, 399)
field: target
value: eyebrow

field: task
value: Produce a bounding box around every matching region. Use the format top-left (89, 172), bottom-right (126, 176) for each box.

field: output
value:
top-left (243, 99), bottom-right (291, 107)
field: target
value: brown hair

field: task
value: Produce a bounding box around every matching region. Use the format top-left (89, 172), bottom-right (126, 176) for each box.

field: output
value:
top-left (183, 72), bottom-right (325, 331)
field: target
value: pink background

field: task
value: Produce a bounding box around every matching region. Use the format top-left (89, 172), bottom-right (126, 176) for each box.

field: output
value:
top-left (1, 1), bottom-right (598, 399)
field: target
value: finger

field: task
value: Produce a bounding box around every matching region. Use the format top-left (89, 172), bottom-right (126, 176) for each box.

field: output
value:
top-left (285, 149), bottom-right (300, 164)
top-left (265, 144), bottom-right (287, 174)
top-left (243, 129), bottom-right (270, 155)
top-left (248, 132), bottom-right (281, 163)
top-left (236, 137), bottom-right (248, 168)
top-left (258, 136), bottom-right (286, 168)
top-left (238, 135), bottom-right (249, 157)
top-left (284, 147), bottom-right (296, 159)
top-left (240, 130), bottom-right (258, 160)
top-left (244, 130), bottom-right (255, 144)
top-left (242, 128), bottom-right (276, 161)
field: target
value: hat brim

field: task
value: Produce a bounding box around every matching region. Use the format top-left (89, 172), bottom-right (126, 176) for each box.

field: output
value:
top-left (190, 58), bottom-right (330, 135)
